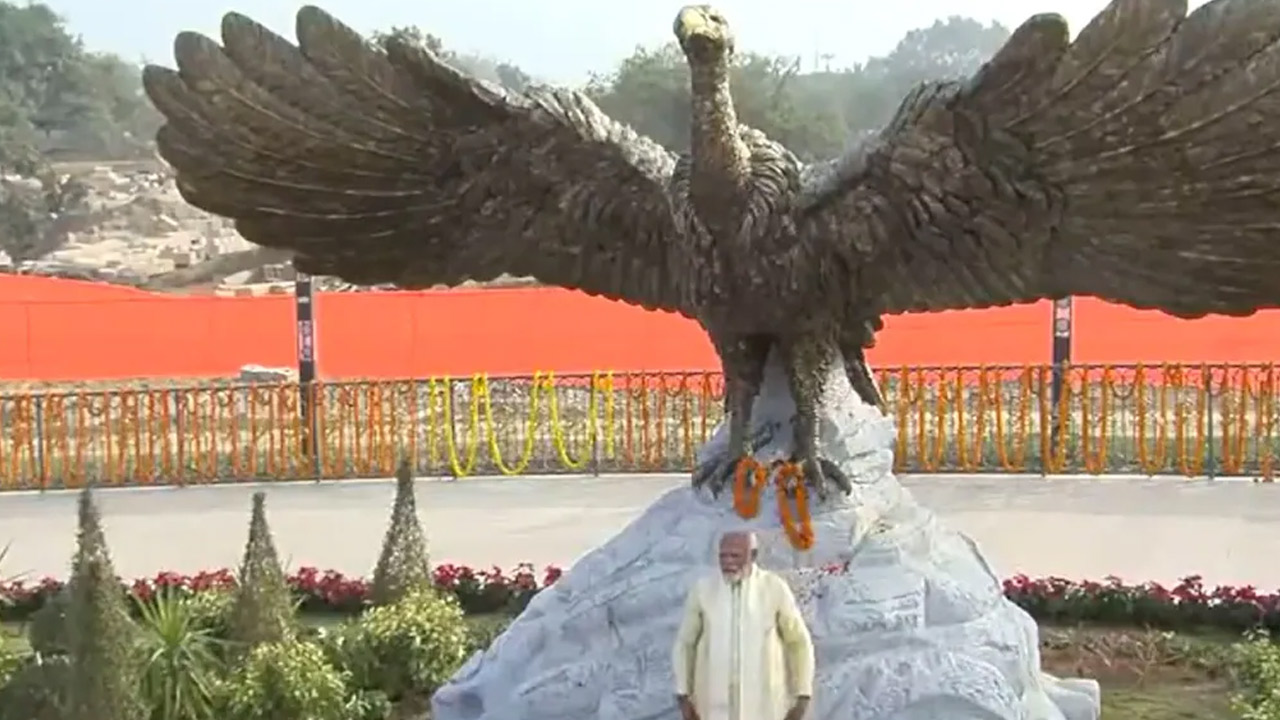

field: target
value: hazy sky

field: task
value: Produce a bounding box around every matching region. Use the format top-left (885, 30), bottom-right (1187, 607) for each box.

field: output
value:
top-left (46, 0), bottom-right (1211, 86)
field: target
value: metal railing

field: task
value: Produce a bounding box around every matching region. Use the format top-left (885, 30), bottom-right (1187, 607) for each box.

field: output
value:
top-left (1, 363), bottom-right (1276, 489)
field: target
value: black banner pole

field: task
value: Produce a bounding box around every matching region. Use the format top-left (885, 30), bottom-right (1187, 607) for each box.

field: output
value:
top-left (1048, 297), bottom-right (1073, 472)
top-left (294, 273), bottom-right (319, 475)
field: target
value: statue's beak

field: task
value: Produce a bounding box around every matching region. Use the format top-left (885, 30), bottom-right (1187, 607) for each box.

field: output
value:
top-left (674, 6), bottom-right (711, 42)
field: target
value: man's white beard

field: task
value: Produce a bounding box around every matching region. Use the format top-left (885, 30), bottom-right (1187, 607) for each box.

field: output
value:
top-left (722, 565), bottom-right (750, 584)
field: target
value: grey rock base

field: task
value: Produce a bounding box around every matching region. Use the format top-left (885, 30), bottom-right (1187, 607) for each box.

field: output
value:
top-left (432, 352), bottom-right (1102, 720)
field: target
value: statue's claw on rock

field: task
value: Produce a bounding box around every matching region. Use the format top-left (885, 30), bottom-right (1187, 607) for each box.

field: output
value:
top-left (791, 452), bottom-right (852, 500)
top-left (691, 425), bottom-right (774, 495)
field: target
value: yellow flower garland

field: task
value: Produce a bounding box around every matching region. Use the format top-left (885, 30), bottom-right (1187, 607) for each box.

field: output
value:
top-left (429, 375), bottom-right (482, 477)
top-left (545, 371), bottom-right (593, 470)
top-left (482, 373), bottom-right (540, 475)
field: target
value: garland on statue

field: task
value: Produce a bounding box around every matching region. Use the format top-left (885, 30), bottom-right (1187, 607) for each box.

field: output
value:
top-left (732, 458), bottom-right (814, 550)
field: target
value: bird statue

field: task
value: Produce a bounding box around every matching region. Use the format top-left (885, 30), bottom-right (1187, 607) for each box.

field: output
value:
top-left (144, 0), bottom-right (1280, 499)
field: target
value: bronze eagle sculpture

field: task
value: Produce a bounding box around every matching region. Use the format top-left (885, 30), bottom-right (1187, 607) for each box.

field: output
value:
top-left (144, 0), bottom-right (1280, 497)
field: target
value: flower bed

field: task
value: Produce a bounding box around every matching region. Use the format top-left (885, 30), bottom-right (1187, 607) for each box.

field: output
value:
top-left (2, 564), bottom-right (1276, 633)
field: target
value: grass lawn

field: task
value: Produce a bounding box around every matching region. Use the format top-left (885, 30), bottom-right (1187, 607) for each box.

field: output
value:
top-left (1, 618), bottom-right (1241, 719)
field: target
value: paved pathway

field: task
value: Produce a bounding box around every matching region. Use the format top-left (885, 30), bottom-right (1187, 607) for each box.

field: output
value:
top-left (0, 474), bottom-right (1276, 588)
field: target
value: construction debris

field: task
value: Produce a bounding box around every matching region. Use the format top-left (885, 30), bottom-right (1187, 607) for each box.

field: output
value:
top-left (0, 161), bottom-right (540, 292)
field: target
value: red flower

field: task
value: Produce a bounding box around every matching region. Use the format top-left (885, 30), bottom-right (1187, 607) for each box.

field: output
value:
top-left (1, 564), bottom-right (1277, 636)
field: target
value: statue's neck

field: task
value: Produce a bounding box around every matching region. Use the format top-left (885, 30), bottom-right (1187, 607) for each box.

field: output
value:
top-left (689, 60), bottom-right (748, 212)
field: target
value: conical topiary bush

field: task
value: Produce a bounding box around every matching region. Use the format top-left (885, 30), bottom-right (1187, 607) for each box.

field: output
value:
top-left (227, 491), bottom-right (295, 649)
top-left (370, 459), bottom-right (432, 606)
top-left (64, 487), bottom-right (144, 720)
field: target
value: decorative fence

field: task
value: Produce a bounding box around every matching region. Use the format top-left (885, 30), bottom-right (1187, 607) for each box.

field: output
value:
top-left (0, 363), bottom-right (1277, 489)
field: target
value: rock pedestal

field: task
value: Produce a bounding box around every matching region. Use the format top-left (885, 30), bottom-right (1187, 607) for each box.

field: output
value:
top-left (431, 353), bottom-right (1102, 720)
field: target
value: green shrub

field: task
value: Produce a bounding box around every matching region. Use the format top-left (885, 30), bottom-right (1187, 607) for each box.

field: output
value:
top-left (217, 639), bottom-right (348, 720)
top-left (338, 586), bottom-right (470, 702)
top-left (0, 643), bottom-right (24, 689)
top-left (1232, 629), bottom-right (1280, 720)
top-left (344, 689), bottom-right (393, 720)
top-left (465, 615), bottom-right (512, 654)
top-left (63, 488), bottom-right (144, 720)
top-left (184, 589), bottom-right (234, 639)
top-left (0, 654), bottom-right (70, 720)
top-left (135, 588), bottom-right (225, 720)
top-left (227, 493), bottom-right (296, 650)
top-left (27, 590), bottom-right (69, 656)
top-left (369, 460), bottom-right (432, 606)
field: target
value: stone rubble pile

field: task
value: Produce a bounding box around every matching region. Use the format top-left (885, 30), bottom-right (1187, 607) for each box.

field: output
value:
top-left (0, 163), bottom-right (251, 284)
top-left (0, 162), bottom-right (539, 291)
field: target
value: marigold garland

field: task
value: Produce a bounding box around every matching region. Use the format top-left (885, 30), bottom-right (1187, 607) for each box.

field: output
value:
top-left (1135, 365), bottom-right (1170, 474)
top-left (546, 371), bottom-right (592, 470)
top-left (774, 463), bottom-right (814, 551)
top-left (482, 374), bottom-right (540, 475)
top-left (11, 362), bottom-right (1280, 486)
top-left (730, 459), bottom-right (814, 550)
top-left (732, 457), bottom-right (766, 518)
top-left (429, 375), bottom-right (482, 477)
top-left (1079, 367), bottom-right (1111, 474)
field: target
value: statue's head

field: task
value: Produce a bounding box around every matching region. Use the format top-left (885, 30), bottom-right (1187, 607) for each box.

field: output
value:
top-left (718, 529), bottom-right (757, 582)
top-left (673, 5), bottom-right (735, 64)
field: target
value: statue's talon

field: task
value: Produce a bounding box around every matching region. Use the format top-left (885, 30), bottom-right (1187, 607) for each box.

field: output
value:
top-left (820, 457), bottom-right (852, 494)
top-left (793, 453), bottom-right (852, 498)
top-left (692, 424), bottom-right (772, 497)
top-left (691, 454), bottom-right (742, 496)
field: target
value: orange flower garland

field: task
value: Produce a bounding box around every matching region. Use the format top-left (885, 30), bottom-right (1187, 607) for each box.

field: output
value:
top-left (730, 458), bottom-right (815, 551)
top-left (732, 457), bottom-right (766, 518)
top-left (774, 463), bottom-right (815, 551)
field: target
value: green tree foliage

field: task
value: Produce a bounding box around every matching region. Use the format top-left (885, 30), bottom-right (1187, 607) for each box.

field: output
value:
top-left (0, 1), bottom-right (158, 160)
top-left (0, 1), bottom-right (159, 264)
top-left (368, 25), bottom-right (533, 91)
top-left (63, 488), bottom-right (144, 720)
top-left (227, 492), bottom-right (296, 650)
top-left (369, 460), bottom-right (432, 606)
top-left (587, 16), bottom-right (1009, 160)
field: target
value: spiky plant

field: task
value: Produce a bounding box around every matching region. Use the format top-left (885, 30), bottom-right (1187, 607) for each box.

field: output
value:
top-left (227, 492), bottom-right (295, 650)
top-left (370, 459), bottom-right (432, 606)
top-left (63, 488), bottom-right (144, 720)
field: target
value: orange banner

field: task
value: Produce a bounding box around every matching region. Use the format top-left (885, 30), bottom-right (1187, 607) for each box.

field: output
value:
top-left (1, 275), bottom-right (1278, 380)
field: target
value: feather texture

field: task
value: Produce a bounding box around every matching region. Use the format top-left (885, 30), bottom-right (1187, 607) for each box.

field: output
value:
top-left (796, 0), bottom-right (1280, 319)
top-left (143, 6), bottom-right (692, 314)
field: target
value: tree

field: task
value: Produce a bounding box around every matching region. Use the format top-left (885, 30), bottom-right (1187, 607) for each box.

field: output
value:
top-left (0, 1), bottom-right (146, 265)
top-left (63, 488), bottom-right (144, 720)
top-left (227, 492), bottom-right (296, 649)
top-left (368, 24), bottom-right (536, 91)
top-left (841, 16), bottom-right (1010, 135)
top-left (370, 459), bottom-right (432, 606)
top-left (583, 16), bottom-right (1009, 160)
top-left (0, 2), bottom-right (93, 141)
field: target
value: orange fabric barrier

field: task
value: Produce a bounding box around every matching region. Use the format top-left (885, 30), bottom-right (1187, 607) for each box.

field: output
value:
top-left (2, 275), bottom-right (1279, 381)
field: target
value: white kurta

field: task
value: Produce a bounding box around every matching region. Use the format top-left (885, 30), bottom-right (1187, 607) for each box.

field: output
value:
top-left (672, 567), bottom-right (815, 720)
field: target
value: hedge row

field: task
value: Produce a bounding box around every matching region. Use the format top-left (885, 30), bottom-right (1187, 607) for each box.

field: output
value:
top-left (3, 564), bottom-right (1277, 634)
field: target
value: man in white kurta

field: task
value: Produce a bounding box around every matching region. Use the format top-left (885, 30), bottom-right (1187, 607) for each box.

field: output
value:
top-left (672, 531), bottom-right (815, 720)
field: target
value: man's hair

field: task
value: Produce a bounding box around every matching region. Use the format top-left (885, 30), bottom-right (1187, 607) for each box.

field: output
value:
top-left (720, 530), bottom-right (758, 555)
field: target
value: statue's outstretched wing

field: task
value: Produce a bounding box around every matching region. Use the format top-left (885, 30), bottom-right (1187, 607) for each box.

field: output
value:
top-left (795, 0), bottom-right (1280, 319)
top-left (142, 6), bottom-right (692, 316)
